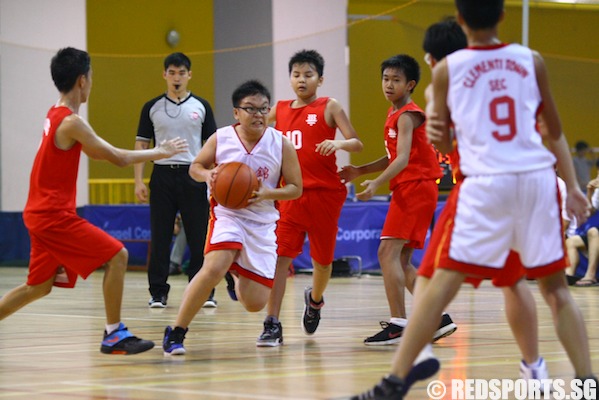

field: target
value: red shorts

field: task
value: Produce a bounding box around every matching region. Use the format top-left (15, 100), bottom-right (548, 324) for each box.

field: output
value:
top-left (24, 210), bottom-right (123, 288)
top-left (276, 187), bottom-right (346, 265)
top-left (381, 180), bottom-right (438, 249)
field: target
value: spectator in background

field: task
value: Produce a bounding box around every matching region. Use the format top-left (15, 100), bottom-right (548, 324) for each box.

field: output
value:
top-left (573, 140), bottom-right (595, 192)
top-left (566, 165), bottom-right (599, 286)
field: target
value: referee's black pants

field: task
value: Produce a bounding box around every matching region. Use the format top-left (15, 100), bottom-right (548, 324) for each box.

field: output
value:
top-left (148, 165), bottom-right (209, 299)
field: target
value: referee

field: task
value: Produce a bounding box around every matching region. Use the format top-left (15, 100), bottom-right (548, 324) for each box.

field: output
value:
top-left (134, 52), bottom-right (217, 308)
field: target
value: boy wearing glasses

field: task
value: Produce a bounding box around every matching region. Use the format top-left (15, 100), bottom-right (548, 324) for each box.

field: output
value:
top-left (162, 80), bottom-right (302, 355)
top-left (256, 49), bottom-right (363, 347)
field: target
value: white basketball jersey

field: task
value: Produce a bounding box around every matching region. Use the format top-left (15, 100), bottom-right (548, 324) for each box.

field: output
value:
top-left (214, 125), bottom-right (283, 224)
top-left (446, 43), bottom-right (556, 176)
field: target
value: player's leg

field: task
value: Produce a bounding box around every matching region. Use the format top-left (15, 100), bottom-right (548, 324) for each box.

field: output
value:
top-left (102, 247), bottom-right (128, 325)
top-left (363, 238), bottom-right (409, 346)
top-left (237, 275), bottom-right (270, 312)
top-left (0, 279), bottom-right (54, 320)
top-left (257, 255), bottom-right (292, 346)
top-left (99, 246), bottom-right (155, 354)
top-left (537, 271), bottom-right (593, 378)
top-left (163, 249), bottom-right (236, 356)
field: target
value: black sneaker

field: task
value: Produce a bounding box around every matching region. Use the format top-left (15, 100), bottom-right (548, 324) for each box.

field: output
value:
top-left (364, 321), bottom-right (404, 346)
top-left (302, 287), bottom-right (324, 335)
top-left (433, 313), bottom-right (457, 342)
top-left (100, 323), bottom-right (155, 355)
top-left (405, 344), bottom-right (440, 389)
top-left (163, 325), bottom-right (188, 356)
top-left (349, 375), bottom-right (406, 400)
top-left (256, 316), bottom-right (283, 347)
top-left (225, 272), bottom-right (238, 301)
top-left (148, 295), bottom-right (167, 308)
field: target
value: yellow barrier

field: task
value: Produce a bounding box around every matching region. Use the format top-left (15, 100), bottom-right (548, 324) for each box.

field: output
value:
top-left (88, 178), bottom-right (148, 205)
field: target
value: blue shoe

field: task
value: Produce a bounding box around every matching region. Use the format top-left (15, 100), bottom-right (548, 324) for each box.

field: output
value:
top-left (225, 272), bottom-right (238, 301)
top-left (405, 344), bottom-right (440, 389)
top-left (100, 323), bottom-right (154, 355)
top-left (163, 325), bottom-right (188, 356)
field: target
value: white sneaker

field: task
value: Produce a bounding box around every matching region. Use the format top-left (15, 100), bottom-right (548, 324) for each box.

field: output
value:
top-left (202, 298), bottom-right (218, 308)
top-left (520, 357), bottom-right (549, 381)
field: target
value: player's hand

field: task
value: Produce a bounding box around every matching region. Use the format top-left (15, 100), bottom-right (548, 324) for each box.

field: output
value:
top-left (356, 179), bottom-right (379, 201)
top-left (247, 180), bottom-right (265, 204)
top-left (339, 165), bottom-right (359, 183)
top-left (315, 139), bottom-right (341, 156)
top-left (587, 178), bottom-right (599, 191)
top-left (426, 112), bottom-right (446, 144)
top-left (159, 137), bottom-right (188, 157)
top-left (566, 187), bottom-right (592, 224)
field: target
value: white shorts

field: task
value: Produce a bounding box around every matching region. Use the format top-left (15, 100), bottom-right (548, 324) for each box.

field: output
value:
top-left (207, 214), bottom-right (276, 283)
top-left (449, 167), bottom-right (564, 271)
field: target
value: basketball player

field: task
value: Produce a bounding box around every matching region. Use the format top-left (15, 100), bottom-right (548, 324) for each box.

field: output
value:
top-left (163, 80), bottom-right (302, 355)
top-left (339, 54), bottom-right (457, 346)
top-left (0, 47), bottom-right (188, 355)
top-left (256, 49), bottom-right (363, 347)
top-left (349, 1), bottom-right (596, 398)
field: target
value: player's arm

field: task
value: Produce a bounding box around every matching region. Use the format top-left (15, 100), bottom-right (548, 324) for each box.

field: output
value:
top-left (427, 59), bottom-right (452, 154)
top-left (338, 156), bottom-right (388, 184)
top-left (252, 136), bottom-right (302, 203)
top-left (189, 134), bottom-right (217, 186)
top-left (58, 115), bottom-right (187, 167)
top-left (356, 114), bottom-right (415, 201)
top-left (534, 52), bottom-right (590, 222)
top-left (316, 98), bottom-right (363, 156)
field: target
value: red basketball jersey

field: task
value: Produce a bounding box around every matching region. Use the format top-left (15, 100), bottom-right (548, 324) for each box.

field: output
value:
top-left (25, 106), bottom-right (81, 214)
top-left (385, 101), bottom-right (442, 190)
top-left (275, 97), bottom-right (343, 190)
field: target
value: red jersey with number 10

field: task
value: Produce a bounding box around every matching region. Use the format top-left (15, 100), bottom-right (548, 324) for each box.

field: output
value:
top-left (25, 106), bottom-right (81, 214)
top-left (385, 101), bottom-right (442, 190)
top-left (275, 97), bottom-right (343, 190)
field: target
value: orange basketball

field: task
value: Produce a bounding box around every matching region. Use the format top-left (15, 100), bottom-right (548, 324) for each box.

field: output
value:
top-left (212, 162), bottom-right (259, 209)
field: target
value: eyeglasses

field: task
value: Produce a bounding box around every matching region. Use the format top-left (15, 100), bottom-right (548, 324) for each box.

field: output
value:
top-left (236, 106), bottom-right (271, 115)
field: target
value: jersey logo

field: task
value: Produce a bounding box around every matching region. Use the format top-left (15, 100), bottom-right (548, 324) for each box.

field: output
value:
top-left (387, 128), bottom-right (397, 139)
top-left (305, 114), bottom-right (318, 126)
top-left (189, 112), bottom-right (199, 120)
top-left (256, 166), bottom-right (270, 180)
top-left (44, 118), bottom-right (51, 136)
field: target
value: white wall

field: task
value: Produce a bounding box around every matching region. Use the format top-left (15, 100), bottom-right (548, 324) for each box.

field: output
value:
top-left (0, 0), bottom-right (87, 212)
top-left (272, 0), bottom-right (350, 167)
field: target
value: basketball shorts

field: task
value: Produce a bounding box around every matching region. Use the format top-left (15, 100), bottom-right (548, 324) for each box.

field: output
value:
top-left (206, 213), bottom-right (276, 287)
top-left (381, 179), bottom-right (438, 249)
top-left (419, 167), bottom-right (566, 281)
top-left (24, 210), bottom-right (123, 288)
top-left (276, 187), bottom-right (346, 265)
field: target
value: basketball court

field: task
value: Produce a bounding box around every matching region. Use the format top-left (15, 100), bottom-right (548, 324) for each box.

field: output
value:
top-left (0, 267), bottom-right (597, 399)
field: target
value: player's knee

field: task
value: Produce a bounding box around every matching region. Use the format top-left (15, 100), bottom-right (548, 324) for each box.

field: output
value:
top-left (107, 247), bottom-right (128, 272)
top-left (588, 227), bottom-right (599, 239)
top-left (240, 296), bottom-right (267, 312)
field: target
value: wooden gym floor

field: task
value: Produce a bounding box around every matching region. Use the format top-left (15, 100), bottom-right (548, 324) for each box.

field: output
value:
top-left (0, 267), bottom-right (598, 399)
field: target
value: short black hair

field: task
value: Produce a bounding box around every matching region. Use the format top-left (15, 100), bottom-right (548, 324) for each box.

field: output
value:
top-left (575, 141), bottom-right (590, 152)
top-left (50, 47), bottom-right (91, 93)
top-left (455, 0), bottom-right (504, 30)
top-left (423, 17), bottom-right (468, 61)
top-left (381, 54), bottom-right (420, 93)
top-left (232, 80), bottom-right (271, 107)
top-left (288, 49), bottom-right (325, 77)
top-left (164, 52), bottom-right (191, 71)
